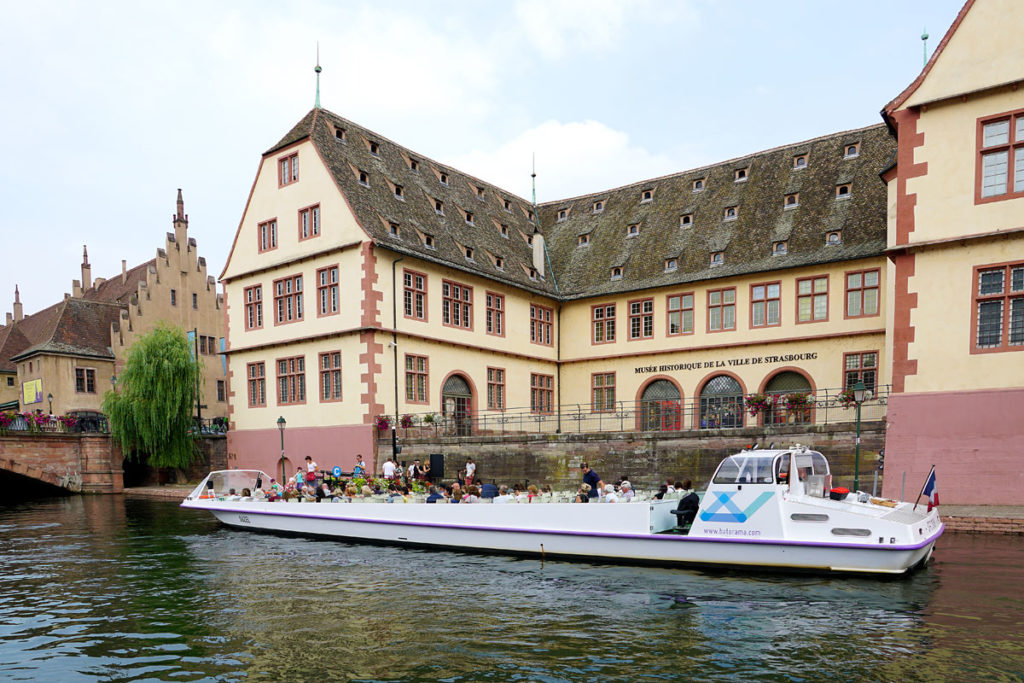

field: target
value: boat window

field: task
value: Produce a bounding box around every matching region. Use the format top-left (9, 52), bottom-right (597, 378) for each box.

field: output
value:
top-left (791, 513), bottom-right (829, 522)
top-left (775, 454), bottom-right (790, 483)
top-left (713, 455), bottom-right (775, 484)
top-left (793, 451), bottom-right (830, 478)
top-left (831, 528), bottom-right (872, 537)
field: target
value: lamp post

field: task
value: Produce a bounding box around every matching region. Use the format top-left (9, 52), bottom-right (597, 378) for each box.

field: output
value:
top-left (277, 416), bottom-right (287, 483)
top-left (852, 381), bottom-right (868, 492)
top-left (47, 393), bottom-right (53, 414)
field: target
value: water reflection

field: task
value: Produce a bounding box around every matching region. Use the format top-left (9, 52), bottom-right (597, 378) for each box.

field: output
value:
top-left (0, 498), bottom-right (1021, 681)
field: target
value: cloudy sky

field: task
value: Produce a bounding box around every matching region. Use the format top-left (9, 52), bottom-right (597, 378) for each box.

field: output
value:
top-left (1, 0), bottom-right (965, 314)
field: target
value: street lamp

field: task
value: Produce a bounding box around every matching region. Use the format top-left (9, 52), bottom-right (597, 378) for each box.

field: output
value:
top-left (852, 381), bottom-right (869, 492)
top-left (110, 375), bottom-right (117, 390)
top-left (277, 416), bottom-right (287, 483)
top-left (47, 393), bottom-right (53, 414)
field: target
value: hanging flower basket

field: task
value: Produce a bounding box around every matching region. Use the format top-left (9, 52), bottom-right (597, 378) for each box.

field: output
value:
top-left (744, 393), bottom-right (774, 417)
top-left (400, 414), bottom-right (417, 429)
top-left (837, 388), bottom-right (857, 409)
top-left (784, 392), bottom-right (813, 410)
top-left (375, 415), bottom-right (392, 431)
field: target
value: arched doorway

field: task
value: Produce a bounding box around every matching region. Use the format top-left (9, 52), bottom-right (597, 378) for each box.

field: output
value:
top-left (699, 375), bottom-right (744, 429)
top-left (442, 374), bottom-right (473, 436)
top-left (764, 371), bottom-right (813, 425)
top-left (639, 379), bottom-right (682, 431)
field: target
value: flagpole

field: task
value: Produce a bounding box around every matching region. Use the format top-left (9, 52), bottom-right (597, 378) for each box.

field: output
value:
top-left (912, 464), bottom-right (935, 512)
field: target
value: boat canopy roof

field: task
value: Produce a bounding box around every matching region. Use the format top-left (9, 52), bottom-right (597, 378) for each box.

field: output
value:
top-left (711, 447), bottom-right (830, 485)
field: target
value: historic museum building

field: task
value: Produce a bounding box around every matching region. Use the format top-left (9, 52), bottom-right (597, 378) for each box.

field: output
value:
top-left (221, 0), bottom-right (1022, 503)
top-left (0, 191), bottom-right (228, 422)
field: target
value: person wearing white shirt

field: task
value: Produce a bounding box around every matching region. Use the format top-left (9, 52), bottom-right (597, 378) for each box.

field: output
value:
top-left (603, 484), bottom-right (619, 503)
top-left (382, 458), bottom-right (396, 480)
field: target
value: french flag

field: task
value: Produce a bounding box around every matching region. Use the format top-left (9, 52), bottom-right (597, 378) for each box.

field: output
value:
top-left (922, 468), bottom-right (939, 512)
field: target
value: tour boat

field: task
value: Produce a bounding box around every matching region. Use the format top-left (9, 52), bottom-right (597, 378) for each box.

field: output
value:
top-left (181, 445), bottom-right (943, 575)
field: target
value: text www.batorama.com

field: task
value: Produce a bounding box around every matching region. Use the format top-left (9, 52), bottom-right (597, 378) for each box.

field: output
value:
top-left (634, 352), bottom-right (819, 375)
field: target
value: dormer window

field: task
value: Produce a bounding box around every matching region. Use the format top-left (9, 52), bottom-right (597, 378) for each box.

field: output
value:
top-left (369, 141), bottom-right (380, 156)
top-left (389, 222), bottom-right (400, 237)
top-left (784, 193), bottom-right (799, 209)
top-left (409, 158), bottom-right (420, 173)
top-left (475, 186), bottom-right (485, 200)
top-left (557, 208), bottom-right (568, 222)
top-left (465, 210), bottom-right (475, 225)
top-left (394, 184), bottom-right (404, 200)
top-left (334, 126), bottom-right (346, 141)
top-left (773, 241), bottom-right (788, 255)
top-left (424, 234), bottom-right (436, 249)
top-left (693, 179), bottom-right (705, 192)
top-left (593, 201), bottom-right (604, 213)
top-left (527, 209), bottom-right (535, 222)
top-left (499, 224), bottom-right (509, 238)
top-left (503, 199), bottom-right (512, 212)
top-left (680, 213), bottom-right (693, 227)
top-left (494, 256), bottom-right (504, 269)
top-left (844, 143), bottom-right (860, 158)
top-left (439, 172), bottom-right (449, 186)
top-left (434, 199), bottom-right (444, 215)
top-left (578, 233), bottom-right (591, 246)
top-left (826, 231), bottom-right (842, 245)
top-left (836, 184), bottom-right (852, 199)
top-left (793, 154), bottom-right (807, 169)
top-left (710, 252), bottom-right (724, 266)
top-left (665, 258), bottom-right (678, 272)
top-left (723, 206), bottom-right (738, 221)
top-left (641, 189), bottom-right (654, 203)
top-left (734, 167), bottom-right (748, 182)
top-left (611, 267), bottom-right (623, 280)
top-left (465, 246), bottom-right (474, 260)
top-left (526, 234), bottom-right (534, 246)
top-left (627, 223), bottom-right (640, 237)
top-left (358, 170), bottom-right (370, 187)
top-left (529, 267), bottom-right (538, 281)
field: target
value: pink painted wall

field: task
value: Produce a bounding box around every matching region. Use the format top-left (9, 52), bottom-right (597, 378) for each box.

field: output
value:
top-left (883, 389), bottom-right (1024, 505)
top-left (227, 424), bottom-right (376, 481)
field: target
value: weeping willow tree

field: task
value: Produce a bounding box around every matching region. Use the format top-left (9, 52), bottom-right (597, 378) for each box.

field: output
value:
top-left (102, 324), bottom-right (202, 471)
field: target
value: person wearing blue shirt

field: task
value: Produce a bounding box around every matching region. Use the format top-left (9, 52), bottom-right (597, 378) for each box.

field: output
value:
top-left (353, 454), bottom-right (366, 478)
top-left (426, 486), bottom-right (445, 503)
top-left (480, 480), bottom-right (498, 499)
top-left (581, 462), bottom-right (604, 500)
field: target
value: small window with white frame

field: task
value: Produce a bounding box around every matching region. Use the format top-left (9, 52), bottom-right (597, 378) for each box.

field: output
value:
top-left (611, 266), bottom-right (623, 280)
top-left (627, 223), bottom-right (640, 237)
top-left (557, 208), bottom-right (568, 222)
top-left (641, 188), bottom-right (654, 203)
top-left (773, 241), bottom-right (788, 256)
top-left (723, 206), bottom-right (738, 221)
top-left (836, 183), bottom-right (852, 199)
top-left (784, 193), bottom-right (799, 209)
top-left (693, 178), bottom-right (705, 192)
top-left (665, 258), bottom-right (678, 272)
top-left (734, 167), bottom-right (749, 182)
top-left (593, 200), bottom-right (604, 213)
top-left (826, 231), bottom-right (842, 245)
top-left (710, 252), bottom-right (724, 266)
top-left (844, 143), bottom-right (860, 158)
top-left (793, 154), bottom-right (807, 169)
top-left (680, 213), bottom-right (693, 227)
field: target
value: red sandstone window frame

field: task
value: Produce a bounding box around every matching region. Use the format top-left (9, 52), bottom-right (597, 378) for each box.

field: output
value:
top-left (276, 355), bottom-right (306, 406)
top-left (591, 372), bottom-right (615, 412)
top-left (971, 260), bottom-right (1024, 354)
top-left (530, 304), bottom-right (553, 346)
top-left (247, 361), bottom-right (266, 407)
top-left (530, 373), bottom-right (554, 414)
top-left (244, 285), bottom-right (263, 330)
top-left (442, 279), bottom-right (473, 331)
top-left (404, 354), bottom-right (429, 405)
top-left (258, 219), bottom-right (278, 253)
top-left (666, 292), bottom-right (694, 336)
top-left (298, 204), bottom-right (321, 241)
top-left (485, 291), bottom-right (505, 337)
top-left (278, 153), bottom-right (299, 187)
top-left (796, 275), bottom-right (829, 324)
top-left (628, 298), bottom-right (654, 340)
top-left (316, 265), bottom-right (339, 318)
top-left (319, 351), bottom-right (342, 403)
top-left (591, 303), bottom-right (616, 344)
top-left (273, 274), bottom-right (304, 325)
top-left (843, 351), bottom-right (878, 394)
top-left (403, 269), bottom-right (428, 322)
top-left (707, 287), bottom-right (736, 333)
top-left (750, 281), bottom-right (782, 328)
top-left (74, 367), bottom-right (96, 394)
top-left (487, 366), bottom-right (505, 410)
top-left (844, 268), bottom-right (881, 319)
top-left (975, 108), bottom-right (1024, 204)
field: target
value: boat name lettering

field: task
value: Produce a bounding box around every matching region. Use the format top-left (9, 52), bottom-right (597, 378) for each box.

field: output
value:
top-left (635, 352), bottom-right (818, 375)
top-left (238, 514), bottom-right (251, 524)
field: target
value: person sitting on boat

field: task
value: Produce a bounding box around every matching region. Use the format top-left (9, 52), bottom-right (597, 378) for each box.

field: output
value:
top-left (654, 483), bottom-right (669, 500)
top-left (575, 483), bottom-right (591, 503)
top-left (493, 485), bottom-right (514, 504)
top-left (675, 488), bottom-right (700, 526)
top-left (480, 480), bottom-right (498, 499)
top-left (462, 485), bottom-right (481, 504)
top-left (316, 483), bottom-right (332, 502)
top-left (450, 490), bottom-right (463, 503)
top-left (425, 486), bottom-right (444, 503)
top-left (602, 484), bottom-right (619, 503)
top-left (677, 479), bottom-right (694, 496)
top-left (540, 484), bottom-right (553, 501)
top-left (618, 481), bottom-right (634, 501)
top-left (526, 484), bottom-right (539, 502)
top-left (581, 463), bottom-right (604, 501)
top-left (360, 484), bottom-right (374, 497)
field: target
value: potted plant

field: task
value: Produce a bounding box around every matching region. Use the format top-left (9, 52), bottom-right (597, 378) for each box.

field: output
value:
top-left (837, 388), bottom-right (857, 409)
top-left (744, 393), bottom-right (774, 417)
top-left (375, 414), bottom-right (392, 432)
top-left (0, 412), bottom-right (12, 434)
top-left (400, 413), bottom-right (417, 429)
top-left (784, 392), bottom-right (813, 410)
top-left (57, 414), bottom-right (78, 432)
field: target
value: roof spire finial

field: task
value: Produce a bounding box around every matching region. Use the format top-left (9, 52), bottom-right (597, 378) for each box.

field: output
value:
top-left (176, 188), bottom-right (185, 221)
top-left (531, 152), bottom-right (537, 207)
top-left (82, 245), bottom-right (89, 265)
top-left (14, 284), bottom-right (20, 303)
top-left (921, 27), bottom-right (929, 68)
top-left (314, 42), bottom-right (322, 109)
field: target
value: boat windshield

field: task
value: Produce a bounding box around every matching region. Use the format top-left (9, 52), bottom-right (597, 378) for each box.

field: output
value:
top-left (187, 470), bottom-right (270, 499)
top-left (712, 455), bottom-right (775, 484)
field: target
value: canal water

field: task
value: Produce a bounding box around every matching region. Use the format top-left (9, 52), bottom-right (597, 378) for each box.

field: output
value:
top-left (0, 496), bottom-right (1022, 682)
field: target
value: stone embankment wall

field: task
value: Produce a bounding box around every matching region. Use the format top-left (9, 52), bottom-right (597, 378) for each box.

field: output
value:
top-left (378, 422), bottom-right (886, 493)
top-left (943, 517), bottom-right (1024, 535)
top-left (0, 434), bottom-right (123, 493)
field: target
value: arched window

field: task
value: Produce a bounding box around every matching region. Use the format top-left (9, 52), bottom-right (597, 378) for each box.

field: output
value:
top-left (442, 374), bottom-right (472, 436)
top-left (640, 379), bottom-right (682, 431)
top-left (700, 375), bottom-right (744, 429)
top-left (764, 371), bottom-right (813, 425)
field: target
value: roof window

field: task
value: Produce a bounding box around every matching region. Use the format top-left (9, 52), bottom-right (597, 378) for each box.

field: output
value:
top-left (494, 255), bottom-right (504, 270)
top-left (409, 158), bottom-right (420, 173)
top-left (627, 223), bottom-right (640, 237)
top-left (423, 233), bottom-right (436, 249)
top-left (723, 206), bottom-right (738, 221)
top-left (793, 154), bottom-right (807, 169)
top-left (334, 126), bottom-right (346, 141)
top-left (557, 208), bottom-right (568, 222)
top-left (529, 267), bottom-right (538, 281)
top-left (773, 241), bottom-right (788, 255)
top-left (844, 143), bottom-right (860, 159)
top-left (368, 141), bottom-right (381, 156)
top-left (641, 188), bottom-right (654, 203)
top-left (527, 209), bottom-right (535, 222)
top-left (665, 258), bottom-right (678, 272)
top-left (500, 224), bottom-right (509, 238)
top-left (578, 233), bottom-right (591, 246)
top-left (394, 184), bottom-right (404, 200)
top-left (826, 231), bottom-right (842, 245)
top-left (680, 213), bottom-right (693, 227)
top-left (465, 210), bottom-right (475, 225)
top-left (465, 246), bottom-right (474, 260)
top-left (358, 170), bottom-right (370, 187)
top-left (593, 200), bottom-right (604, 213)
top-left (836, 184), bottom-right (852, 200)
top-left (693, 179), bottom-right (705, 192)
top-left (526, 234), bottom-right (534, 246)
top-left (439, 172), bottom-right (449, 186)
top-left (784, 193), bottom-right (799, 209)
top-left (434, 199), bottom-right (444, 215)
top-left (734, 167), bottom-right (748, 182)
top-left (503, 199), bottom-right (512, 213)
top-left (389, 222), bottom-right (400, 237)
top-left (710, 252), bottom-right (724, 267)
top-left (611, 266), bottom-right (623, 280)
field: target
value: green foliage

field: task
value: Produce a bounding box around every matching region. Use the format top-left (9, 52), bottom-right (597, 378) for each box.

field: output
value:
top-left (102, 324), bottom-right (202, 468)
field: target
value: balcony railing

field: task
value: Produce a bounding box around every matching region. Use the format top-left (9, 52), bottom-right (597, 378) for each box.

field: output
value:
top-left (377, 385), bottom-right (889, 440)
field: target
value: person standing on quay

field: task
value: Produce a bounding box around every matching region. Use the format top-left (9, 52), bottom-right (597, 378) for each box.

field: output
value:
top-left (581, 462), bottom-right (604, 501)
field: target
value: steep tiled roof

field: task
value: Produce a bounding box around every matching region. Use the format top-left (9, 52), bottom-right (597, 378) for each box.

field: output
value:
top-left (538, 124), bottom-right (894, 299)
top-left (292, 109), bottom-right (557, 296)
top-left (11, 299), bottom-right (122, 361)
top-left (0, 324), bottom-right (31, 373)
top-left (82, 259), bottom-right (155, 304)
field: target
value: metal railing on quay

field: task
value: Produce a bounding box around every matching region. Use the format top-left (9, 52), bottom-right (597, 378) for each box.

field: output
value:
top-left (377, 385), bottom-right (890, 440)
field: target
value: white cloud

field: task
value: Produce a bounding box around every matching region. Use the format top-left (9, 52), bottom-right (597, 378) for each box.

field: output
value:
top-left (448, 119), bottom-right (684, 202)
